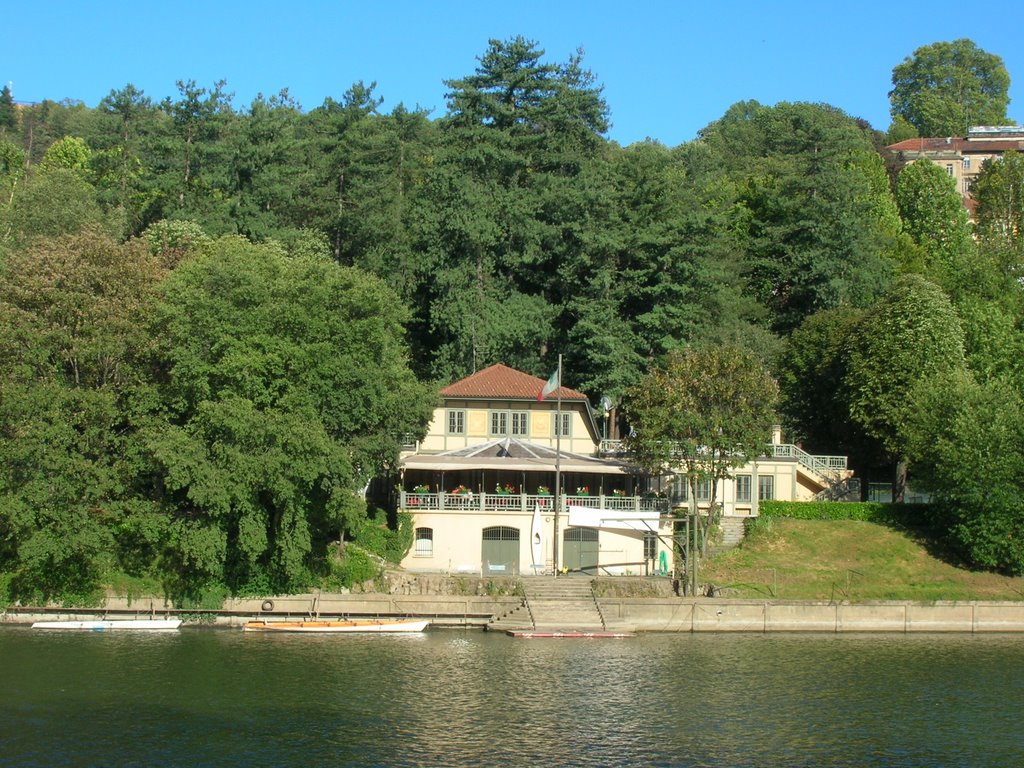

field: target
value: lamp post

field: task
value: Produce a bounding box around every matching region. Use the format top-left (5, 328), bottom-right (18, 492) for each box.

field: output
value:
top-left (553, 354), bottom-right (562, 576)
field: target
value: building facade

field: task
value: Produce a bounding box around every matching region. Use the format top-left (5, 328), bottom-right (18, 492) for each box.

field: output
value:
top-left (398, 365), bottom-right (850, 577)
top-left (886, 126), bottom-right (1024, 217)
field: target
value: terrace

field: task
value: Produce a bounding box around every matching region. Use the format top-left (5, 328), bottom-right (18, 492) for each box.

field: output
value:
top-left (400, 490), bottom-right (670, 514)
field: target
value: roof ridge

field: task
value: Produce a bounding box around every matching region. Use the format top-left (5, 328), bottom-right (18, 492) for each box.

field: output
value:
top-left (440, 363), bottom-right (587, 401)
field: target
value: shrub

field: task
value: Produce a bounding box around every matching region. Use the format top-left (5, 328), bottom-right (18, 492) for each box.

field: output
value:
top-left (352, 510), bottom-right (413, 564)
top-left (758, 500), bottom-right (943, 531)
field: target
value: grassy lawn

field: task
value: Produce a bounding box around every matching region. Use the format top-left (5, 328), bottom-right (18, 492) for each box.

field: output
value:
top-left (700, 517), bottom-right (1024, 602)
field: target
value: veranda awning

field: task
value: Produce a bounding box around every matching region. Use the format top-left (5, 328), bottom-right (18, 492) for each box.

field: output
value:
top-left (400, 438), bottom-right (638, 476)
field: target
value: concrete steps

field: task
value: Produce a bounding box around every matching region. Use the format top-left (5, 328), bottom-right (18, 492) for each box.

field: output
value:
top-left (487, 577), bottom-right (608, 632)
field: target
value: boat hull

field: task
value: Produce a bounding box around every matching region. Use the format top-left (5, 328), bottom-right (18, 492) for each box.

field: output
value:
top-left (31, 619), bottom-right (182, 631)
top-left (242, 619), bottom-right (429, 633)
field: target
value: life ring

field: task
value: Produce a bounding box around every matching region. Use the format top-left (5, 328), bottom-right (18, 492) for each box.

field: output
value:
top-left (261, 600), bottom-right (274, 612)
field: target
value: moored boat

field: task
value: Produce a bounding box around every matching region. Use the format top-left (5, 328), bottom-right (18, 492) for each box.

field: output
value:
top-left (31, 619), bottom-right (182, 631)
top-left (242, 618), bottom-right (429, 633)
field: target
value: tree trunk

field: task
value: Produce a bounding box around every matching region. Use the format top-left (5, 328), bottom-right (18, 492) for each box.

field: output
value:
top-left (893, 456), bottom-right (908, 504)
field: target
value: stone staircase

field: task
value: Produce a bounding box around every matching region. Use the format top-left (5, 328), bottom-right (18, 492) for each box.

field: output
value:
top-left (718, 516), bottom-right (747, 549)
top-left (487, 576), bottom-right (606, 633)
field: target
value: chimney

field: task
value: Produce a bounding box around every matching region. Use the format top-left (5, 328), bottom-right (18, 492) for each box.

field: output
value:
top-left (771, 425), bottom-right (782, 445)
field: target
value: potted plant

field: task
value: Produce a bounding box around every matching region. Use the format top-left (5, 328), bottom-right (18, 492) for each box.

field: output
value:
top-left (537, 485), bottom-right (550, 495)
top-left (451, 484), bottom-right (470, 496)
top-left (576, 486), bottom-right (590, 497)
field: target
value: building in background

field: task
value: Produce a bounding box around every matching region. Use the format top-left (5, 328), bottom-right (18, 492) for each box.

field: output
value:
top-left (886, 126), bottom-right (1024, 217)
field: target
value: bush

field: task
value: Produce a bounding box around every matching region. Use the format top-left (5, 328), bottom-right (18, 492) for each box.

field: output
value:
top-left (352, 510), bottom-right (413, 565)
top-left (334, 546), bottom-right (380, 588)
top-left (758, 500), bottom-right (941, 528)
top-left (758, 500), bottom-right (889, 521)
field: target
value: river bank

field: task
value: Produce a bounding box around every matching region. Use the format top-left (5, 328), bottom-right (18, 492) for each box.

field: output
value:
top-left (6, 592), bottom-right (1024, 633)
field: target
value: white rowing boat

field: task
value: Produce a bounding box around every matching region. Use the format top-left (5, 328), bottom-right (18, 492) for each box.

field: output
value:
top-left (241, 618), bottom-right (428, 633)
top-left (31, 619), bottom-right (183, 631)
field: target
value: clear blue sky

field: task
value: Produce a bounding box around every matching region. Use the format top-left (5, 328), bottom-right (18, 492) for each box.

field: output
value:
top-left (7, 1), bottom-right (1024, 146)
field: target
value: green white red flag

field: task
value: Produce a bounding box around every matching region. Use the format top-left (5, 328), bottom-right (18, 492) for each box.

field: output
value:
top-left (537, 369), bottom-right (559, 401)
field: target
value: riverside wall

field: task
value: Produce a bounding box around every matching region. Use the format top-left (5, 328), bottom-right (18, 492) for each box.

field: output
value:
top-left (6, 594), bottom-right (1024, 632)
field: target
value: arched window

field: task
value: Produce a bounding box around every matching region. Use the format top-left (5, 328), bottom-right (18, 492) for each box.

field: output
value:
top-left (414, 527), bottom-right (433, 556)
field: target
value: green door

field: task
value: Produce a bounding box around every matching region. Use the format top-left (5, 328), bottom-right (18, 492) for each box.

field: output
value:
top-left (563, 527), bottom-right (599, 573)
top-left (482, 526), bottom-right (520, 576)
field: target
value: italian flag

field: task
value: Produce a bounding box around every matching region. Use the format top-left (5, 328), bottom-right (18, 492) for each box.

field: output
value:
top-left (537, 369), bottom-right (559, 401)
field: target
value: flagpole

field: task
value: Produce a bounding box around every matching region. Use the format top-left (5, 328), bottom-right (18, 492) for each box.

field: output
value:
top-left (553, 354), bottom-right (562, 576)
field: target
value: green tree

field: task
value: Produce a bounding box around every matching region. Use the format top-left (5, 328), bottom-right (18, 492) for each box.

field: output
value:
top-left (416, 37), bottom-right (611, 380)
top-left (157, 79), bottom-right (236, 231)
top-left (973, 150), bottom-right (1024, 275)
top-left (890, 39), bottom-right (1011, 137)
top-left (623, 344), bottom-right (778, 589)
top-left (226, 89), bottom-right (306, 243)
top-left (146, 237), bottom-right (434, 596)
top-left (700, 101), bottom-right (897, 332)
top-left (302, 81), bottom-right (385, 260)
top-left (907, 370), bottom-right (1024, 573)
top-left (845, 274), bottom-right (966, 501)
top-left (0, 139), bottom-right (26, 212)
top-left (141, 218), bottom-right (212, 269)
top-left (957, 295), bottom-right (1024, 386)
top-left (885, 115), bottom-right (919, 144)
top-left (894, 158), bottom-right (974, 291)
top-left (90, 84), bottom-right (163, 234)
top-left (0, 231), bottom-right (166, 600)
top-left (0, 85), bottom-right (15, 134)
top-left (1, 168), bottom-right (111, 249)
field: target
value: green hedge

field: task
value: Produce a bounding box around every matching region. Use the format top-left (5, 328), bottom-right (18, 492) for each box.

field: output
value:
top-left (758, 500), bottom-right (939, 525)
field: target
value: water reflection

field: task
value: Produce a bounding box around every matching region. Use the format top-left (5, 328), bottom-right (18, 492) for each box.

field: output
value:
top-left (1, 628), bottom-right (1022, 767)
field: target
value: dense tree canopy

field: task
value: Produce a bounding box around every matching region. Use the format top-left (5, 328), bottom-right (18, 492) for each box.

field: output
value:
top-left (145, 238), bottom-right (434, 595)
top-left (1, 35), bottom-right (1023, 597)
top-left (700, 101), bottom-right (899, 332)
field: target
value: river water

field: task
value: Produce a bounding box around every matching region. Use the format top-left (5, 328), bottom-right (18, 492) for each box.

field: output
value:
top-left (1, 626), bottom-right (1022, 767)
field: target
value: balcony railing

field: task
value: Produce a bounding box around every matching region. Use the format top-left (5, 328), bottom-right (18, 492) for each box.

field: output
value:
top-left (401, 491), bottom-right (670, 514)
top-left (765, 444), bottom-right (847, 480)
top-left (599, 439), bottom-right (847, 481)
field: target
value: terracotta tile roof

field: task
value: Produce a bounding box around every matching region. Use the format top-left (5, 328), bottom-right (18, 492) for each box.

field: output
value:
top-left (886, 137), bottom-right (967, 152)
top-left (886, 137), bottom-right (1024, 153)
top-left (440, 364), bottom-right (587, 402)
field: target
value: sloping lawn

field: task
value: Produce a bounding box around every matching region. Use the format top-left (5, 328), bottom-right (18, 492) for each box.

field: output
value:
top-left (700, 518), bottom-right (1024, 601)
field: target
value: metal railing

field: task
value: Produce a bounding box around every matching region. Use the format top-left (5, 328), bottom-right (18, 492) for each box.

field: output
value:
top-left (600, 439), bottom-right (848, 481)
top-left (401, 491), bottom-right (670, 513)
top-left (766, 444), bottom-right (847, 481)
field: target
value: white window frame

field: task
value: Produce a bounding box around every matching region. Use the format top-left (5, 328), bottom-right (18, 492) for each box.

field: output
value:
top-left (553, 412), bottom-right (571, 437)
top-left (758, 475), bottom-right (774, 501)
top-left (644, 533), bottom-right (657, 561)
top-left (414, 527), bottom-right (433, 556)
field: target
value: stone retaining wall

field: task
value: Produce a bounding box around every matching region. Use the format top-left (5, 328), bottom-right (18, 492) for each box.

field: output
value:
top-left (603, 598), bottom-right (1024, 632)
top-left (7, 595), bottom-right (1024, 632)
